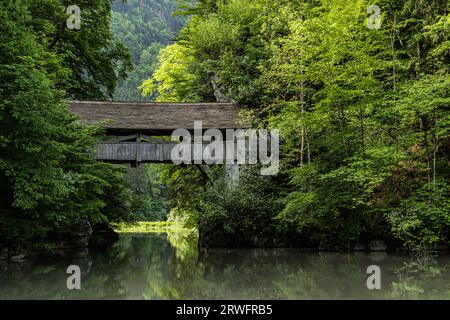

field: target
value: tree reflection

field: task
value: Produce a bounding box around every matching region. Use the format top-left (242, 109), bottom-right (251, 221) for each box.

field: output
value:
top-left (389, 253), bottom-right (450, 299)
top-left (1, 234), bottom-right (450, 299)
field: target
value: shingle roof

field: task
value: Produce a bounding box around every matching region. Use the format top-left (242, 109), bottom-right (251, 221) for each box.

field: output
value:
top-left (68, 101), bottom-right (247, 135)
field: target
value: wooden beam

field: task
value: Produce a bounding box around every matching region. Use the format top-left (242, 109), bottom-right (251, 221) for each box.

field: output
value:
top-left (95, 141), bottom-right (239, 164)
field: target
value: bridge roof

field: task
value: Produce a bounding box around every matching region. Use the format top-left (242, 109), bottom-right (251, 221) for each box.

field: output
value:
top-left (68, 101), bottom-right (248, 135)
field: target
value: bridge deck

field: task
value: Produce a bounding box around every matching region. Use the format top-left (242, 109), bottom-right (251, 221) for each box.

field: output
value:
top-left (68, 101), bottom-right (246, 135)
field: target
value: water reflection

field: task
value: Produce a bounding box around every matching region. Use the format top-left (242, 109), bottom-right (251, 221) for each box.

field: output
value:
top-left (0, 232), bottom-right (449, 299)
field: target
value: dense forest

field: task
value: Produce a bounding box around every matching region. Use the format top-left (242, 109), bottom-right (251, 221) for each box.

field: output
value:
top-left (0, 0), bottom-right (449, 256)
top-left (143, 0), bottom-right (450, 251)
top-left (0, 0), bottom-right (134, 250)
top-left (111, 0), bottom-right (186, 101)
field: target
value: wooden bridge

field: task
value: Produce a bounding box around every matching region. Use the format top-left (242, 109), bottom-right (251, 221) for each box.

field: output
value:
top-left (68, 101), bottom-right (248, 165)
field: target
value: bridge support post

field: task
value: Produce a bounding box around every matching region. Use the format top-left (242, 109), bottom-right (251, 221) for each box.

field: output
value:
top-left (136, 131), bottom-right (142, 164)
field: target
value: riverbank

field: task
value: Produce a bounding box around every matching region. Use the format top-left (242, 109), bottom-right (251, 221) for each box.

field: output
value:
top-left (0, 221), bottom-right (118, 261)
top-left (113, 221), bottom-right (196, 234)
top-left (2, 220), bottom-right (448, 262)
top-left (1, 233), bottom-right (450, 299)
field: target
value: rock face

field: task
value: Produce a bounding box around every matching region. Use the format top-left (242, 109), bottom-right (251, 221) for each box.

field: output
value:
top-left (72, 220), bottom-right (93, 238)
top-left (60, 220), bottom-right (94, 249)
top-left (318, 240), bottom-right (351, 252)
top-left (89, 222), bottom-right (119, 248)
top-left (10, 253), bottom-right (27, 261)
top-left (319, 241), bottom-right (335, 251)
top-left (64, 220), bottom-right (119, 249)
top-left (0, 220), bottom-right (119, 261)
top-left (353, 244), bottom-right (366, 251)
top-left (0, 248), bottom-right (9, 260)
top-left (433, 243), bottom-right (449, 251)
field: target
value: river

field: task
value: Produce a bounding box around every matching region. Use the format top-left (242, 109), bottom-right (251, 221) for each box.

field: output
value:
top-left (1, 232), bottom-right (449, 299)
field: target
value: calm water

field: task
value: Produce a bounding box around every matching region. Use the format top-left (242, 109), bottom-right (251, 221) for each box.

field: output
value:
top-left (1, 232), bottom-right (449, 299)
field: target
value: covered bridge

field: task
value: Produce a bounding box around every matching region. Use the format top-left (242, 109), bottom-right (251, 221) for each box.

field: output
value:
top-left (68, 101), bottom-right (248, 165)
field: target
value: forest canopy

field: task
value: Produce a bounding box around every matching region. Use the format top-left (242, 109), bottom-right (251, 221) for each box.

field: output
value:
top-left (0, 0), bottom-right (449, 253)
top-left (143, 0), bottom-right (450, 250)
top-left (0, 0), bottom-right (133, 247)
top-left (111, 0), bottom-right (187, 101)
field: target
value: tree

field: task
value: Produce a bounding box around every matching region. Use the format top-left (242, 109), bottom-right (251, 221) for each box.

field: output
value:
top-left (28, 0), bottom-right (132, 100)
top-left (143, 0), bottom-right (450, 249)
top-left (0, 0), bottom-right (133, 248)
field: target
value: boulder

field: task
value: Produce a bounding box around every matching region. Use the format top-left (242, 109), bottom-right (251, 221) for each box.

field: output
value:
top-left (58, 220), bottom-right (93, 249)
top-left (0, 248), bottom-right (8, 260)
top-left (369, 240), bottom-right (387, 251)
top-left (319, 240), bottom-right (351, 252)
top-left (69, 220), bottom-right (93, 238)
top-left (319, 240), bottom-right (334, 251)
top-left (433, 243), bottom-right (449, 251)
top-left (10, 253), bottom-right (27, 261)
top-left (89, 222), bottom-right (119, 248)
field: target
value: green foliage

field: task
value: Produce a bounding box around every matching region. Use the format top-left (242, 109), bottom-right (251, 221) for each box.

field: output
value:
top-left (0, 0), bottom-right (133, 247)
top-left (141, 43), bottom-right (207, 102)
top-left (124, 164), bottom-right (168, 221)
top-left (388, 180), bottom-right (450, 248)
top-left (199, 166), bottom-right (284, 246)
top-left (113, 221), bottom-right (192, 233)
top-left (28, 0), bottom-right (132, 100)
top-left (145, 0), bottom-right (450, 249)
top-left (111, 0), bottom-right (187, 101)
